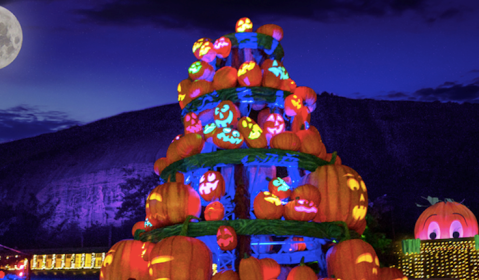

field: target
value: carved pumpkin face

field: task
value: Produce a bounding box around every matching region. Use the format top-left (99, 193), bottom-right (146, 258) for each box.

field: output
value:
top-left (100, 240), bottom-right (150, 280)
top-left (235, 17), bottom-right (253, 32)
top-left (204, 201), bottom-right (225, 221)
top-left (177, 79), bottom-right (192, 109)
top-left (214, 100), bottom-right (240, 128)
top-left (183, 112), bottom-right (202, 134)
top-left (192, 37), bottom-right (212, 60)
top-left (238, 116), bottom-right (267, 148)
top-left (253, 191), bottom-right (284, 220)
top-left (213, 127), bottom-right (244, 149)
top-left (346, 173), bottom-right (368, 224)
top-left (216, 225), bottom-right (237, 251)
top-left (284, 94), bottom-right (304, 116)
top-left (414, 201), bottom-right (479, 240)
top-left (326, 239), bottom-right (379, 280)
top-left (203, 123), bottom-right (217, 143)
top-left (198, 41), bottom-right (216, 63)
top-left (268, 177), bottom-right (291, 200)
top-left (263, 113), bottom-right (285, 138)
top-left (284, 199), bottom-right (318, 221)
top-left (237, 61), bottom-right (262, 87)
top-left (198, 170), bottom-right (225, 201)
top-left (213, 36), bottom-right (232, 58)
top-left (188, 61), bottom-right (214, 81)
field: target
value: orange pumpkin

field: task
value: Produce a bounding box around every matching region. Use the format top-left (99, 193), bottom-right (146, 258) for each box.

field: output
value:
top-left (236, 17), bottom-right (253, 33)
top-left (239, 254), bottom-right (263, 280)
top-left (177, 78), bottom-right (192, 109)
top-left (131, 221), bottom-right (145, 237)
top-left (268, 177), bottom-right (292, 200)
top-left (284, 199), bottom-right (318, 221)
top-left (295, 86), bottom-right (317, 113)
top-left (284, 94), bottom-right (304, 117)
top-left (100, 240), bottom-right (149, 280)
top-left (256, 24), bottom-right (284, 41)
top-left (183, 112), bottom-right (203, 135)
top-left (212, 270), bottom-right (240, 280)
top-left (214, 100), bottom-right (241, 128)
top-left (270, 132), bottom-right (301, 151)
top-left (213, 36), bottom-right (232, 59)
top-left (414, 201), bottom-right (478, 240)
top-left (308, 164), bottom-right (368, 234)
top-left (204, 201), bottom-right (225, 221)
top-left (198, 41), bottom-right (216, 63)
top-left (238, 116), bottom-right (268, 148)
top-left (153, 157), bottom-right (168, 176)
top-left (259, 258), bottom-right (281, 279)
top-left (238, 61), bottom-right (262, 87)
top-left (296, 128), bottom-right (323, 156)
top-left (379, 267), bottom-right (408, 280)
top-left (192, 37), bottom-right (212, 60)
top-left (166, 133), bottom-right (204, 163)
top-left (290, 184), bottom-right (321, 207)
top-left (146, 182), bottom-right (201, 227)
top-left (149, 235), bottom-right (212, 279)
top-left (199, 170), bottom-right (225, 201)
top-left (188, 60), bottom-right (215, 81)
top-left (213, 127), bottom-right (244, 149)
top-left (322, 153), bottom-right (342, 165)
top-left (286, 257), bottom-right (317, 280)
top-left (261, 59), bottom-right (286, 89)
top-left (189, 80), bottom-right (214, 99)
top-left (260, 112), bottom-right (285, 143)
top-left (216, 225), bottom-right (238, 251)
top-left (326, 239), bottom-right (379, 280)
top-left (253, 191), bottom-right (284, 219)
top-left (281, 78), bottom-right (297, 93)
top-left (213, 66), bottom-right (238, 90)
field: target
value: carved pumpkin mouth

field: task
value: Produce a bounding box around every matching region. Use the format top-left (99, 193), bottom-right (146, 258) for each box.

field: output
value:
top-left (217, 237), bottom-right (234, 247)
top-left (267, 125), bottom-right (284, 135)
top-left (215, 106), bottom-right (234, 128)
top-left (352, 205), bottom-right (367, 221)
top-left (294, 199), bottom-right (318, 213)
top-left (186, 123), bottom-right (202, 134)
top-left (217, 128), bottom-right (242, 144)
top-left (248, 124), bottom-right (262, 139)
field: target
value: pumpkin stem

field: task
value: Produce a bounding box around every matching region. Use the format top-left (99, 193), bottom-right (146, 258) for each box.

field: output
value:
top-left (243, 253), bottom-right (250, 259)
top-left (299, 256), bottom-right (305, 266)
top-left (179, 215), bottom-right (200, 236)
top-left (329, 151), bottom-right (337, 165)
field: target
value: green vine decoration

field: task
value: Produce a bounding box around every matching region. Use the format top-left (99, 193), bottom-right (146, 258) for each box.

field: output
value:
top-left (161, 149), bottom-right (336, 182)
top-left (182, 87), bottom-right (292, 116)
top-left (223, 32), bottom-right (284, 60)
top-left (136, 219), bottom-right (360, 243)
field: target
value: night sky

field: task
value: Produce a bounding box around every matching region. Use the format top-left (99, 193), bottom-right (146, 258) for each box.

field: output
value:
top-left (1, 0), bottom-right (479, 143)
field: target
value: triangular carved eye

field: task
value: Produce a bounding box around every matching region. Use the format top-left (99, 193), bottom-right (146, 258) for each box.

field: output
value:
top-left (356, 253), bottom-right (373, 264)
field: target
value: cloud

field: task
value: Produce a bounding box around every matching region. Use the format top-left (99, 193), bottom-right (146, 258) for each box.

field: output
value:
top-left (72, 0), bottom-right (461, 32)
top-left (0, 105), bottom-right (83, 143)
top-left (374, 78), bottom-right (479, 103)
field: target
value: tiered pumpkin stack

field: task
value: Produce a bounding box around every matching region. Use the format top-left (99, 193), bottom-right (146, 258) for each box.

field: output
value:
top-left (100, 18), bottom-right (408, 280)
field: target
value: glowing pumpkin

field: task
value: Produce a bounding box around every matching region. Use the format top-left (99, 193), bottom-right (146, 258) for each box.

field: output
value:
top-left (149, 234), bottom-right (212, 280)
top-left (177, 78), bottom-right (192, 109)
top-left (308, 164), bottom-right (368, 234)
top-left (290, 184), bottom-right (321, 207)
top-left (183, 112), bottom-right (203, 135)
top-left (213, 36), bottom-right (232, 58)
top-left (379, 267), bottom-right (408, 280)
top-left (198, 41), bottom-right (216, 63)
top-left (193, 37), bottom-right (212, 60)
top-left (256, 24), bottom-right (284, 41)
top-left (260, 112), bottom-right (285, 143)
top-left (146, 182), bottom-right (201, 227)
top-left (238, 116), bottom-right (267, 148)
top-left (214, 100), bottom-right (240, 128)
top-left (204, 201), bottom-right (225, 221)
top-left (286, 257), bottom-right (317, 280)
top-left (213, 127), bottom-right (244, 149)
top-left (239, 254), bottom-right (263, 280)
top-left (153, 157), bottom-right (168, 176)
top-left (189, 80), bottom-right (214, 99)
top-left (100, 240), bottom-right (149, 280)
top-left (235, 17), bottom-right (253, 33)
top-left (238, 61), bottom-right (262, 87)
top-left (261, 59), bottom-right (287, 89)
top-left (203, 122), bottom-right (217, 143)
top-left (284, 94), bottom-right (304, 117)
top-left (188, 60), bottom-right (215, 81)
top-left (270, 131), bottom-right (301, 151)
top-left (199, 170), bottom-right (225, 201)
top-left (295, 86), bottom-right (317, 113)
top-left (259, 258), bottom-right (281, 279)
top-left (216, 225), bottom-right (238, 251)
top-left (213, 66), bottom-right (238, 90)
top-left (268, 177), bottom-right (291, 200)
top-left (284, 198), bottom-right (318, 221)
top-left (253, 191), bottom-right (284, 219)
top-left (326, 239), bottom-right (379, 280)
top-left (414, 201), bottom-right (478, 240)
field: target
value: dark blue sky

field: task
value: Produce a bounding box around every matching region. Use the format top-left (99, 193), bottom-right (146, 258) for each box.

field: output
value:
top-left (1, 0), bottom-right (479, 143)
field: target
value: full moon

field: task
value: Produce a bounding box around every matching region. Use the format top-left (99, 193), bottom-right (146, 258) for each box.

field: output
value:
top-left (0, 6), bottom-right (23, 69)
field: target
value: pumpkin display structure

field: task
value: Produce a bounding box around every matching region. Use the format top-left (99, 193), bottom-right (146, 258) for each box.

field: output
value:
top-left (217, 225), bottom-right (238, 251)
top-left (198, 170), bottom-right (226, 201)
top-left (414, 200), bottom-right (478, 240)
top-left (100, 240), bottom-right (149, 280)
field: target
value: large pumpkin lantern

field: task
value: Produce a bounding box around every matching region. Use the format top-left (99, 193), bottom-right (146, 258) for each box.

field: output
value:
top-left (146, 182), bottom-right (201, 227)
top-left (308, 164), bottom-right (368, 234)
top-left (414, 200), bottom-right (478, 240)
top-left (326, 239), bottom-right (379, 280)
top-left (100, 240), bottom-right (149, 280)
top-left (216, 225), bottom-right (238, 251)
top-left (199, 170), bottom-right (225, 201)
top-left (214, 100), bottom-right (240, 128)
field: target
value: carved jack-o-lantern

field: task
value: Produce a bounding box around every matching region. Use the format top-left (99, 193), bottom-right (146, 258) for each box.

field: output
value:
top-left (414, 201), bottom-right (478, 240)
top-left (100, 240), bottom-right (149, 280)
top-left (235, 17), bottom-right (253, 33)
top-left (238, 116), bottom-right (267, 148)
top-left (199, 170), bottom-right (225, 201)
top-left (217, 225), bottom-right (238, 251)
top-left (198, 41), bottom-right (216, 63)
top-left (192, 37), bottom-right (212, 60)
top-left (177, 79), bottom-right (192, 109)
top-left (284, 198), bottom-right (318, 221)
top-left (308, 164), bottom-right (368, 234)
top-left (213, 127), bottom-right (244, 149)
top-left (238, 61), bottom-right (262, 87)
top-left (262, 59), bottom-right (288, 89)
top-left (214, 100), bottom-right (240, 128)
top-left (188, 60), bottom-right (215, 81)
top-left (268, 177), bottom-right (291, 200)
top-left (253, 191), bottom-right (284, 219)
top-left (284, 94), bottom-right (304, 117)
top-left (203, 123), bottom-right (217, 143)
top-left (261, 112), bottom-right (285, 143)
top-left (326, 239), bottom-right (379, 280)
top-left (213, 36), bottom-right (232, 58)
top-left (204, 201), bottom-right (225, 221)
top-left (290, 184), bottom-right (321, 207)
top-left (183, 112), bottom-right (203, 135)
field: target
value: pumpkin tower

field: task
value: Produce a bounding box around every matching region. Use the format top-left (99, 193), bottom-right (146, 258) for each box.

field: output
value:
top-left (100, 18), bottom-right (403, 280)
